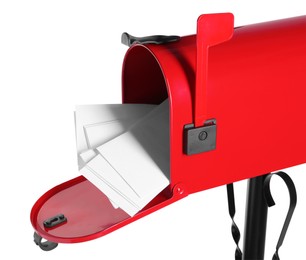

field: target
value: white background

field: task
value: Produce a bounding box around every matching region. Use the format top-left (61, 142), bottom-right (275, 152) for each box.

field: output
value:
top-left (0, 1), bottom-right (305, 259)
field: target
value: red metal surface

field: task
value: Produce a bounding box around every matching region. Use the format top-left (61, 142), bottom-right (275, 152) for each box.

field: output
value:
top-left (122, 15), bottom-right (306, 194)
top-left (31, 14), bottom-right (306, 244)
top-left (31, 176), bottom-right (186, 243)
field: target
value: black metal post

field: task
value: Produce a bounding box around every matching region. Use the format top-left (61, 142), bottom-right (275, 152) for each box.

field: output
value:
top-left (242, 174), bottom-right (269, 260)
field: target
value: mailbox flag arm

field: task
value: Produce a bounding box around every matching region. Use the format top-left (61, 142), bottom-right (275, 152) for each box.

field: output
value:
top-left (195, 13), bottom-right (234, 127)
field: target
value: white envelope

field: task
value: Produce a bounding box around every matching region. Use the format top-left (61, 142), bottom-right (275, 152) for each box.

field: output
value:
top-left (75, 104), bottom-right (156, 168)
top-left (75, 103), bottom-right (156, 209)
top-left (81, 154), bottom-right (140, 215)
top-left (79, 149), bottom-right (97, 164)
top-left (80, 100), bottom-right (170, 216)
top-left (97, 100), bottom-right (170, 198)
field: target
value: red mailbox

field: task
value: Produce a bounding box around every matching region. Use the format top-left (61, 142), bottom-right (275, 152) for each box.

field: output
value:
top-left (31, 13), bottom-right (306, 255)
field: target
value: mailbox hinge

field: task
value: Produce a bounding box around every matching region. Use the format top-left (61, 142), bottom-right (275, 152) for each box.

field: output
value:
top-left (183, 119), bottom-right (217, 155)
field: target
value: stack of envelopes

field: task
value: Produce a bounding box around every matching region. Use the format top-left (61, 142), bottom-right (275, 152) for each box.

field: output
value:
top-left (75, 100), bottom-right (170, 216)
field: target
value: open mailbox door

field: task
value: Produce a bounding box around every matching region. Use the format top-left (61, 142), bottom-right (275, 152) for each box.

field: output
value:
top-left (31, 13), bottom-right (306, 254)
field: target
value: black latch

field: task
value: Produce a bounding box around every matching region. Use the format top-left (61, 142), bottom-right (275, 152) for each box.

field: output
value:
top-left (121, 32), bottom-right (180, 47)
top-left (43, 214), bottom-right (67, 228)
top-left (183, 119), bottom-right (217, 155)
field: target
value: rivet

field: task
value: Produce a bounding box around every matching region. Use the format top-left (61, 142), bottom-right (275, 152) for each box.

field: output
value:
top-left (198, 131), bottom-right (208, 141)
top-left (175, 186), bottom-right (184, 195)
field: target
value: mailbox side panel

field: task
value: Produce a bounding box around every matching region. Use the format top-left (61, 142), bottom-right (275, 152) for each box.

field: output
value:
top-left (176, 15), bottom-right (306, 193)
